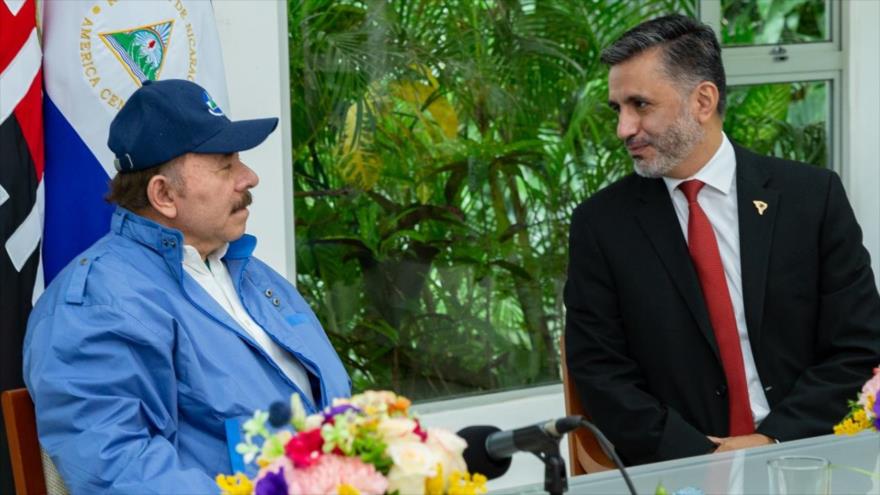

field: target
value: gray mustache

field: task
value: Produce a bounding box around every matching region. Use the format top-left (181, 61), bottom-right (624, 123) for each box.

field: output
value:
top-left (233, 191), bottom-right (252, 212)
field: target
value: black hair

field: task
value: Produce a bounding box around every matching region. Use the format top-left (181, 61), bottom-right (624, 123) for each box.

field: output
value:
top-left (601, 14), bottom-right (726, 115)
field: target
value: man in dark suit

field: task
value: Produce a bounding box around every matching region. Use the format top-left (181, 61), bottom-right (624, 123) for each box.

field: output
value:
top-left (564, 14), bottom-right (880, 466)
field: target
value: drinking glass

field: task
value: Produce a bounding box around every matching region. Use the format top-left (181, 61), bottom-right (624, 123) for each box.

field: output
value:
top-left (767, 456), bottom-right (831, 495)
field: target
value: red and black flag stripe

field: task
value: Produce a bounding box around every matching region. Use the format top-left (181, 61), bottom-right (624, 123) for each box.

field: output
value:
top-left (1, 0), bottom-right (42, 489)
top-left (1, 0), bottom-right (43, 394)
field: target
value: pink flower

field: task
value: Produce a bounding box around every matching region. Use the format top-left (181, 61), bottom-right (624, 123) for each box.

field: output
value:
top-left (286, 455), bottom-right (388, 495)
top-left (859, 367), bottom-right (880, 414)
top-left (285, 429), bottom-right (324, 468)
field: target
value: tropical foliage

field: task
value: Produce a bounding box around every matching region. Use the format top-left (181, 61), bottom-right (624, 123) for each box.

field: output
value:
top-left (288, 0), bottom-right (828, 401)
top-left (725, 81), bottom-right (828, 167)
top-left (720, 0), bottom-right (828, 46)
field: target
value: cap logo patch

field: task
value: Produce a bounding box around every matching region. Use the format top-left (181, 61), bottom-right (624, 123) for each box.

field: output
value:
top-left (203, 91), bottom-right (224, 116)
top-left (99, 21), bottom-right (174, 85)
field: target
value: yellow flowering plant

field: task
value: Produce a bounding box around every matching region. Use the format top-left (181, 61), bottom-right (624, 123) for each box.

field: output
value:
top-left (834, 366), bottom-right (880, 435)
top-left (216, 391), bottom-right (487, 495)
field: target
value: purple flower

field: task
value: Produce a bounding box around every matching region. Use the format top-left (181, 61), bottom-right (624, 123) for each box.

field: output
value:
top-left (873, 398), bottom-right (880, 431)
top-left (255, 466), bottom-right (288, 495)
top-left (323, 404), bottom-right (361, 422)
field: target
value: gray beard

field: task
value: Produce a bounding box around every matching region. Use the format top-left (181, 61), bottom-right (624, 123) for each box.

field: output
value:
top-left (632, 111), bottom-right (705, 179)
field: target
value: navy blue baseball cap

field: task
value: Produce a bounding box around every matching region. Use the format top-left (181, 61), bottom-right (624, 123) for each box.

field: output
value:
top-left (108, 79), bottom-right (278, 173)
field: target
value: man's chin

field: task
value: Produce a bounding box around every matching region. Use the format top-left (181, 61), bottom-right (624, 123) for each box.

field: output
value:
top-left (633, 160), bottom-right (664, 179)
top-left (226, 214), bottom-right (249, 240)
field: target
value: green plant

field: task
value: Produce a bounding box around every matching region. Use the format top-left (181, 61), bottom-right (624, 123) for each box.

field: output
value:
top-left (288, 0), bottom-right (828, 401)
top-left (720, 0), bottom-right (827, 46)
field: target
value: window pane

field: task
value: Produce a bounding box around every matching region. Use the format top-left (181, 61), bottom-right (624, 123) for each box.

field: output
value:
top-left (720, 0), bottom-right (830, 46)
top-left (724, 80), bottom-right (830, 167)
top-left (290, 0), bottom-right (696, 401)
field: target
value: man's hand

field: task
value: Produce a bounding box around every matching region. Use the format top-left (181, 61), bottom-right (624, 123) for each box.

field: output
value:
top-left (707, 434), bottom-right (775, 453)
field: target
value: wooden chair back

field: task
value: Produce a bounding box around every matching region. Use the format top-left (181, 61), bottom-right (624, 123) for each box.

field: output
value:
top-left (2, 388), bottom-right (47, 494)
top-left (560, 336), bottom-right (615, 475)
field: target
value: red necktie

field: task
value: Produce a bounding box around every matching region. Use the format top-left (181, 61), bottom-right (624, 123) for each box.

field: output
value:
top-left (679, 180), bottom-right (755, 436)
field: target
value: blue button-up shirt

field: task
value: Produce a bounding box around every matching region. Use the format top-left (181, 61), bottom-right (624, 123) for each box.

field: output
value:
top-left (24, 208), bottom-right (351, 494)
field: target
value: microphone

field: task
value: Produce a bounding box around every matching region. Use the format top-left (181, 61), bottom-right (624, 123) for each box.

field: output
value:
top-left (457, 425), bottom-right (512, 480)
top-left (457, 417), bottom-right (580, 480)
top-left (484, 416), bottom-right (583, 460)
top-left (458, 416), bottom-right (638, 495)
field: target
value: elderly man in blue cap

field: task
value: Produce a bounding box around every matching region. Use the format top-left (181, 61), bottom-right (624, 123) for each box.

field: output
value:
top-left (23, 79), bottom-right (351, 493)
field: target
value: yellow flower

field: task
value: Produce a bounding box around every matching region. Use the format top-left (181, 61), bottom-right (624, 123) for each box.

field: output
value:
top-left (447, 471), bottom-right (488, 495)
top-left (834, 409), bottom-right (872, 435)
top-left (215, 473), bottom-right (253, 495)
top-left (337, 483), bottom-right (361, 495)
top-left (425, 463), bottom-right (444, 495)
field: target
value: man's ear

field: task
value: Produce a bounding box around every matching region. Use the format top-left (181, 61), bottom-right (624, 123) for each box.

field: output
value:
top-left (693, 81), bottom-right (720, 123)
top-left (146, 174), bottom-right (179, 219)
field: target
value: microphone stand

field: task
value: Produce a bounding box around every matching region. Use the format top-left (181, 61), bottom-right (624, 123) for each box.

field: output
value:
top-left (527, 432), bottom-right (568, 495)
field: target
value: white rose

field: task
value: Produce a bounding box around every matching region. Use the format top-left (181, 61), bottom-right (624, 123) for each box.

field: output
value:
top-left (378, 417), bottom-right (419, 443)
top-left (386, 440), bottom-right (439, 495)
top-left (426, 428), bottom-right (468, 475)
top-left (386, 470), bottom-right (428, 495)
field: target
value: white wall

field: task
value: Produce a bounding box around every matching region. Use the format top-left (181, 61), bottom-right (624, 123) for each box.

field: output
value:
top-left (213, 0), bottom-right (295, 280)
top-left (844, 0), bottom-right (880, 280)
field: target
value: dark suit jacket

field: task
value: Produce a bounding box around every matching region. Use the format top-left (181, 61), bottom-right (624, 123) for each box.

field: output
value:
top-left (564, 144), bottom-right (880, 465)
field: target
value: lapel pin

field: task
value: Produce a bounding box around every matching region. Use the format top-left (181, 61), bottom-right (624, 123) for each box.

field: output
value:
top-left (753, 200), bottom-right (768, 216)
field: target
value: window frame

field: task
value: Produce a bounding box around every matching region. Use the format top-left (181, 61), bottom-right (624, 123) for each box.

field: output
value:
top-left (702, 0), bottom-right (843, 173)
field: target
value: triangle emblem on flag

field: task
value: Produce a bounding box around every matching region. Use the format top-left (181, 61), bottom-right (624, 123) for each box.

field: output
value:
top-left (99, 20), bottom-right (174, 85)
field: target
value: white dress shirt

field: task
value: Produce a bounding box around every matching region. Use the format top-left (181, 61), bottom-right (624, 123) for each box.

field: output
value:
top-left (182, 244), bottom-right (316, 406)
top-left (662, 133), bottom-right (771, 427)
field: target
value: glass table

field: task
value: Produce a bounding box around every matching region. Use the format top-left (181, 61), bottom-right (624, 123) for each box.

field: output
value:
top-left (497, 432), bottom-right (880, 494)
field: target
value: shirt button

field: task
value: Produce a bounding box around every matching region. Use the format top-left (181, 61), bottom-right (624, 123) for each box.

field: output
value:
top-left (272, 298), bottom-right (281, 307)
top-left (715, 385), bottom-right (728, 397)
top-left (264, 289), bottom-right (273, 297)
top-left (169, 240), bottom-right (177, 247)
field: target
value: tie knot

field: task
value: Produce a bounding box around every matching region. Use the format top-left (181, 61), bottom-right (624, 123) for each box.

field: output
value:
top-left (679, 179), bottom-right (705, 203)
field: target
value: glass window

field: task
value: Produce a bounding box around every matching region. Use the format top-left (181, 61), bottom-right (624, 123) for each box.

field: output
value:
top-left (289, 0), bottom-right (839, 403)
top-left (290, 0), bottom-right (696, 401)
top-left (725, 80), bottom-right (830, 167)
top-left (720, 0), bottom-right (830, 46)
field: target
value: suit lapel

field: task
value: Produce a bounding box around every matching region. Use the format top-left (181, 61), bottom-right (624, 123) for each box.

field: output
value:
top-left (635, 177), bottom-right (720, 359)
top-left (734, 145), bottom-right (779, 347)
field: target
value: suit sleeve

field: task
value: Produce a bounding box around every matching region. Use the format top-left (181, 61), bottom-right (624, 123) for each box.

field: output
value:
top-left (564, 205), bottom-right (716, 465)
top-left (757, 172), bottom-right (880, 440)
top-left (24, 304), bottom-right (218, 494)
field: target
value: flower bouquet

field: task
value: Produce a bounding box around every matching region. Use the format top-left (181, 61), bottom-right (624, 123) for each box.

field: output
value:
top-left (834, 365), bottom-right (880, 435)
top-left (215, 391), bottom-right (487, 495)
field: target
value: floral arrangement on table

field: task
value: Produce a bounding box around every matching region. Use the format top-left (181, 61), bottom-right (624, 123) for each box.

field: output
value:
top-left (834, 366), bottom-right (880, 435)
top-left (215, 390), bottom-right (487, 495)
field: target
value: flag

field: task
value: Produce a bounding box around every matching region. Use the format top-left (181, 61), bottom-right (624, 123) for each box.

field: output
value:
top-left (1, 0), bottom-right (43, 489)
top-left (1, 0), bottom-right (43, 387)
top-left (41, 0), bottom-right (230, 283)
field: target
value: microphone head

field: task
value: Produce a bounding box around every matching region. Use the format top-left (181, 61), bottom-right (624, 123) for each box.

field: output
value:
top-left (457, 425), bottom-right (512, 480)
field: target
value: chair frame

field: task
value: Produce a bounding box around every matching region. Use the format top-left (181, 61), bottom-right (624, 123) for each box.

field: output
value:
top-left (560, 336), bottom-right (615, 475)
top-left (2, 388), bottom-right (47, 495)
